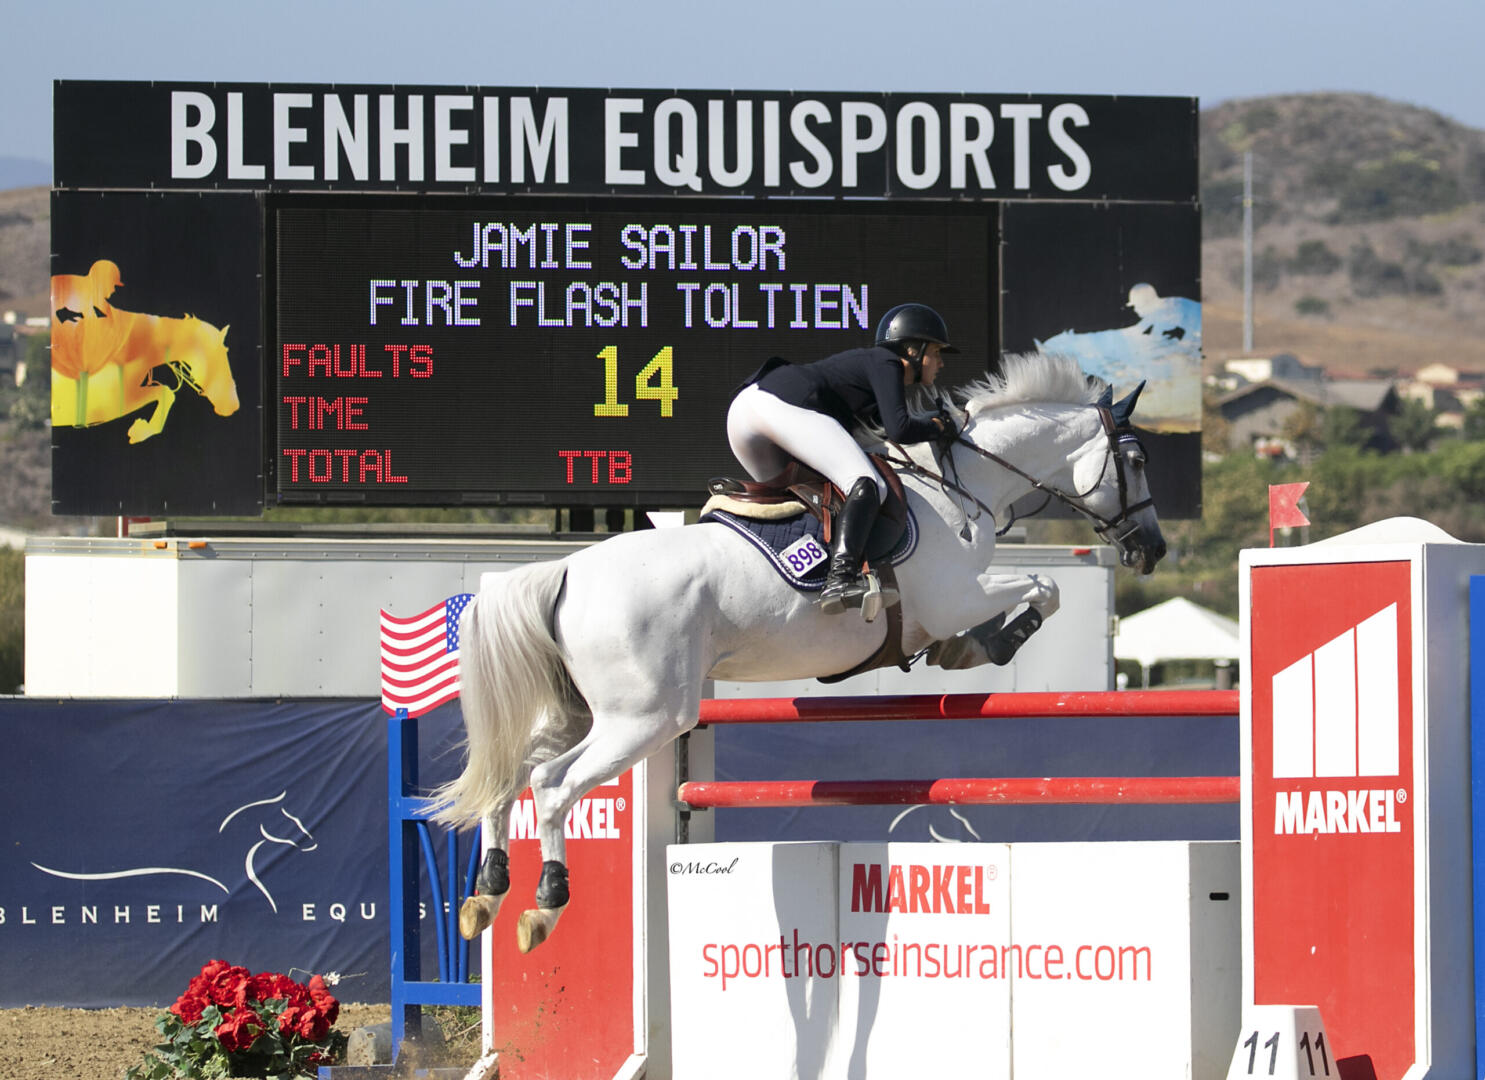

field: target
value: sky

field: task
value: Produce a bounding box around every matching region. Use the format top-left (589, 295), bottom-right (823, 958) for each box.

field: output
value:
top-left (3, 0), bottom-right (1483, 165)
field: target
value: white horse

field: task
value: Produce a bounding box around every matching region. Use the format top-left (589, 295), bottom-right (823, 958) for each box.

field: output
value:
top-left (431, 351), bottom-right (1166, 951)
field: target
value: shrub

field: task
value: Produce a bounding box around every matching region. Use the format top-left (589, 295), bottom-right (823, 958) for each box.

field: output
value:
top-left (1335, 153), bottom-right (1465, 222)
top-left (1289, 240), bottom-right (1341, 275)
top-left (126, 961), bottom-right (348, 1079)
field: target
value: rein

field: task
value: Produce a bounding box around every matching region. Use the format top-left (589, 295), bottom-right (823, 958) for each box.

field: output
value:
top-left (885, 404), bottom-right (1153, 537)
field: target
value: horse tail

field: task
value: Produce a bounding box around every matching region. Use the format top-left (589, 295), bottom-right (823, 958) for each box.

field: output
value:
top-left (429, 559), bottom-right (572, 831)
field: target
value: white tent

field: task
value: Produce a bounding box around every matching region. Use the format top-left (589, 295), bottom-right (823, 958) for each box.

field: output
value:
top-left (1114, 596), bottom-right (1240, 687)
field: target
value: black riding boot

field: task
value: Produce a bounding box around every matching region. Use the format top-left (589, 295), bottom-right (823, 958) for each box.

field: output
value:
top-left (818, 478), bottom-right (881, 615)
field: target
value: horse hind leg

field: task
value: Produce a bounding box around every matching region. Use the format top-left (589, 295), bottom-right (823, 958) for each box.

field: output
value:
top-left (457, 803), bottom-right (515, 941)
top-left (518, 707), bottom-right (691, 953)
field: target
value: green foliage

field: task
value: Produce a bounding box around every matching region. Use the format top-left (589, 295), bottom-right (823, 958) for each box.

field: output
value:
top-left (1294, 296), bottom-right (1330, 317)
top-left (1402, 233), bottom-right (1484, 270)
top-left (0, 332), bottom-right (50, 429)
top-left (1334, 153), bottom-right (1465, 222)
top-left (1347, 239), bottom-right (1409, 296)
top-left (0, 547), bottom-right (20, 693)
top-left (1288, 240), bottom-right (1341, 275)
top-left (1103, 438), bottom-right (1485, 621)
top-left (1319, 406), bottom-right (1367, 449)
top-left (1389, 397), bottom-right (1441, 452)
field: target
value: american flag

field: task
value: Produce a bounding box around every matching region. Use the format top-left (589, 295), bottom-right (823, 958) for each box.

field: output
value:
top-left (380, 594), bottom-right (473, 717)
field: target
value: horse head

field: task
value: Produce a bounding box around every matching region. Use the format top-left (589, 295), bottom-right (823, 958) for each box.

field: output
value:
top-left (174, 317), bottom-right (240, 417)
top-left (1076, 381), bottom-right (1166, 575)
top-left (955, 352), bottom-right (1166, 575)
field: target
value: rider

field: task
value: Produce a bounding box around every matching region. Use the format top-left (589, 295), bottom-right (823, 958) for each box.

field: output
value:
top-left (726, 302), bottom-right (958, 614)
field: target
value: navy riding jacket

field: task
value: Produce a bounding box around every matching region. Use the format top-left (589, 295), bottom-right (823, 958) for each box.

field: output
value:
top-left (753, 346), bottom-right (939, 444)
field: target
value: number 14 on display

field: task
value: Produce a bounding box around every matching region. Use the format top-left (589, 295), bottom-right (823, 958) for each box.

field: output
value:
top-left (594, 346), bottom-right (678, 418)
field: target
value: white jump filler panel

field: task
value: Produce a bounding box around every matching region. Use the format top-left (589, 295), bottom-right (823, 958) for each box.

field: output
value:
top-left (667, 842), bottom-right (838, 1080)
top-left (668, 839), bottom-right (1239, 1080)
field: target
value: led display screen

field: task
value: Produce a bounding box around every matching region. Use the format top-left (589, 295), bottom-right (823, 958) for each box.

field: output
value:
top-left (271, 198), bottom-right (994, 504)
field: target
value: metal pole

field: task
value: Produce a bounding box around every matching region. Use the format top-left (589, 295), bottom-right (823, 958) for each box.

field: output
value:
top-left (678, 775), bottom-right (1240, 809)
top-left (694, 689), bottom-right (1237, 725)
top-left (1243, 150), bottom-right (1254, 354)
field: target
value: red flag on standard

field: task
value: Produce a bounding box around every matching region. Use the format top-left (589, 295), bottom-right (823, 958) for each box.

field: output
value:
top-left (1268, 482), bottom-right (1310, 546)
top-left (380, 594), bottom-right (473, 716)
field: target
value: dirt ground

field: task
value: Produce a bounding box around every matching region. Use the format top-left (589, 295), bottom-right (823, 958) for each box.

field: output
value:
top-left (0, 1003), bottom-right (393, 1080)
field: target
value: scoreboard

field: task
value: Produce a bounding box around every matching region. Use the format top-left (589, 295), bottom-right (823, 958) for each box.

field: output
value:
top-left (50, 81), bottom-right (1199, 517)
top-left (270, 199), bottom-right (992, 504)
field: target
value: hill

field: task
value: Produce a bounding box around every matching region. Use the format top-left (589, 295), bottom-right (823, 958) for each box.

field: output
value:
top-left (0, 185), bottom-right (48, 315)
top-left (1198, 93), bottom-right (1485, 375)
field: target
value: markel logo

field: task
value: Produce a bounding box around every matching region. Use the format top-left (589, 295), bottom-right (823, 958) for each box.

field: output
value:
top-left (849, 861), bottom-right (996, 915)
top-left (1271, 603), bottom-right (1405, 835)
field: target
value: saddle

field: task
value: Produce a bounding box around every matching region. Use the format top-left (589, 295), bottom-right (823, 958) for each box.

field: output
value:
top-left (704, 456), bottom-right (914, 683)
top-left (704, 454), bottom-right (909, 564)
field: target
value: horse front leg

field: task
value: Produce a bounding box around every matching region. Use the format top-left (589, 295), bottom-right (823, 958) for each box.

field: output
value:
top-left (126, 382), bottom-right (176, 444)
top-left (928, 572), bottom-right (1060, 670)
top-left (457, 805), bottom-right (514, 941)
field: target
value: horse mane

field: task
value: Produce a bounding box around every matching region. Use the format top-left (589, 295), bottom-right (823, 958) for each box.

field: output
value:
top-left (955, 350), bottom-right (1103, 418)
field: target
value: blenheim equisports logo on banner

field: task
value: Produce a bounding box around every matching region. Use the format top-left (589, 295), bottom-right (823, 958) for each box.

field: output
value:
top-left (1270, 602), bottom-right (1403, 835)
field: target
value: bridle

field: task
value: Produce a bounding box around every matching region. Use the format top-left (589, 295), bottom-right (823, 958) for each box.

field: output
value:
top-left (886, 403), bottom-right (1155, 548)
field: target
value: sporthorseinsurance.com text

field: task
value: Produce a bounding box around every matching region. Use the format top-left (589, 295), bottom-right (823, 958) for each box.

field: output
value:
top-left (700, 929), bottom-right (1153, 990)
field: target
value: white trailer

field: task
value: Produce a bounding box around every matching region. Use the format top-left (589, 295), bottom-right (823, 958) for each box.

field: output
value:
top-left (24, 530), bottom-right (1113, 698)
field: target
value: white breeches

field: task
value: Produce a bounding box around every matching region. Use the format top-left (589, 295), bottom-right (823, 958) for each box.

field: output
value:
top-left (726, 384), bottom-right (887, 501)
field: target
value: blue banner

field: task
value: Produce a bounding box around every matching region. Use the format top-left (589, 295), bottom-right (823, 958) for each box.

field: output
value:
top-left (0, 697), bottom-right (1237, 1006)
top-left (0, 699), bottom-right (468, 1007)
top-left (715, 711), bottom-right (1238, 843)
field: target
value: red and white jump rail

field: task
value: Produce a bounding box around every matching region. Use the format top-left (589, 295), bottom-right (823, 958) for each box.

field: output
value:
top-left (680, 689), bottom-right (1239, 810)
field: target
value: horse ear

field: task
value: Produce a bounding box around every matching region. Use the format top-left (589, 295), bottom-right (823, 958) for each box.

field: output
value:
top-left (1112, 380), bottom-right (1147, 425)
top-left (219, 325), bottom-right (229, 341)
top-left (1096, 384), bottom-right (1113, 409)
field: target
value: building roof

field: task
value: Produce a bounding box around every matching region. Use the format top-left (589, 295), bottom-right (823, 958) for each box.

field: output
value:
top-left (1215, 376), bottom-right (1396, 413)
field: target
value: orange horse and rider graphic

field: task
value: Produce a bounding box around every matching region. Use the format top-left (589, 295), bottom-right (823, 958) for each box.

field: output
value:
top-left (51, 259), bottom-right (240, 443)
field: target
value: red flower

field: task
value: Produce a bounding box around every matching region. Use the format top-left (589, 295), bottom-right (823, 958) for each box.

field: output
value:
top-left (206, 963), bottom-right (252, 1009)
top-left (294, 1006), bottom-right (331, 1043)
top-left (278, 1004), bottom-right (304, 1036)
top-left (169, 990), bottom-right (208, 1026)
top-left (249, 971), bottom-right (301, 1003)
top-left (307, 975), bottom-right (340, 1025)
top-left (214, 1007), bottom-right (265, 1053)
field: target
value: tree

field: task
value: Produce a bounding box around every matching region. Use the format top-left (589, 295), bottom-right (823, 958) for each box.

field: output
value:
top-left (1320, 406), bottom-right (1367, 450)
top-left (1462, 397), bottom-right (1485, 441)
top-left (1389, 398), bottom-right (1441, 453)
top-left (1281, 401), bottom-right (1324, 455)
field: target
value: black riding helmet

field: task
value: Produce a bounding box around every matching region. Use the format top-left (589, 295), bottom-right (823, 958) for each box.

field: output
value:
top-left (875, 303), bottom-right (958, 379)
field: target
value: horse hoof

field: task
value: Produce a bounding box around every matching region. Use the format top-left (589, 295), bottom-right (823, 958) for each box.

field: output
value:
top-left (464, 1048), bottom-right (501, 1080)
top-left (459, 894), bottom-right (503, 940)
top-left (516, 905), bottom-right (566, 953)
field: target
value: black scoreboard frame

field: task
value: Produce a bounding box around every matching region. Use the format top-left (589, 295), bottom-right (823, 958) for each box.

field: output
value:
top-left (49, 81), bottom-right (1201, 518)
